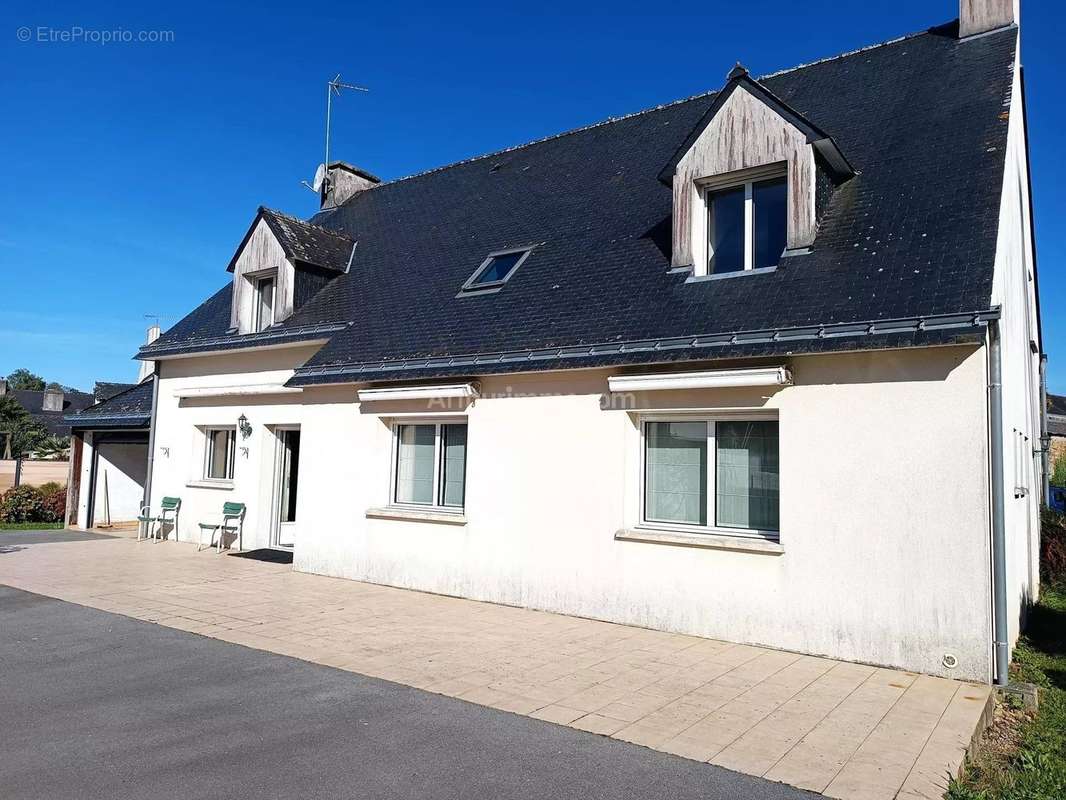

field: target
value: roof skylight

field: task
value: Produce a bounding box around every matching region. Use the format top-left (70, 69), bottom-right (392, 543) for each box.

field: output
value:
top-left (460, 248), bottom-right (533, 294)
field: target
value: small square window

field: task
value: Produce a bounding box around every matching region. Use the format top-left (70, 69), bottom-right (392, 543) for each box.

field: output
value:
top-left (461, 248), bottom-right (533, 293)
top-left (706, 173), bottom-right (787, 274)
top-left (392, 422), bottom-right (468, 511)
top-left (204, 428), bottom-right (236, 481)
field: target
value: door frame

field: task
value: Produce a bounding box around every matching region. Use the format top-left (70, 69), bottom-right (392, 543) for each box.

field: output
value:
top-left (269, 425), bottom-right (300, 551)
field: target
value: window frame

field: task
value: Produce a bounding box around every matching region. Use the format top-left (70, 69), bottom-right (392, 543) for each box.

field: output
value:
top-left (459, 247), bottom-right (534, 294)
top-left (203, 426), bottom-right (236, 482)
top-left (388, 419), bottom-right (468, 513)
top-left (637, 414), bottom-right (780, 541)
top-left (253, 273), bottom-right (277, 332)
top-left (696, 163), bottom-right (787, 278)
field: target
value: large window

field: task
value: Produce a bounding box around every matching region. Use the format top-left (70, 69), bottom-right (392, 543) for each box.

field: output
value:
top-left (392, 422), bottom-right (467, 510)
top-left (254, 275), bottom-right (276, 332)
top-left (643, 419), bottom-right (778, 536)
top-left (205, 427), bottom-right (236, 481)
top-left (706, 175), bottom-right (787, 274)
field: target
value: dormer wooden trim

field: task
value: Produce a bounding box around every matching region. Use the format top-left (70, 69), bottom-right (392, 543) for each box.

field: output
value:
top-left (229, 217), bottom-right (295, 333)
top-left (659, 71), bottom-right (854, 185)
top-left (662, 68), bottom-right (854, 271)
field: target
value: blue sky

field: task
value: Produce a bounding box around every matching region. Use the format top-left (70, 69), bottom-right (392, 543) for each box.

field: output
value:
top-left (2, 1), bottom-right (1063, 391)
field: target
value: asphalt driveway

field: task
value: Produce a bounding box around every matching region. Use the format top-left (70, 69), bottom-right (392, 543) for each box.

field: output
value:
top-left (0, 583), bottom-right (814, 800)
top-left (0, 528), bottom-right (113, 546)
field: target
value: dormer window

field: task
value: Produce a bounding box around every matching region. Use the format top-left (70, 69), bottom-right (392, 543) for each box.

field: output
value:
top-left (254, 274), bottom-right (276, 332)
top-left (659, 64), bottom-right (854, 278)
top-left (228, 207), bottom-right (354, 334)
top-left (706, 173), bottom-right (787, 274)
top-left (460, 247), bottom-right (533, 294)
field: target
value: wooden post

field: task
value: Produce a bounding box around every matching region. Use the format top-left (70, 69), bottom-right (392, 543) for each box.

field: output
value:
top-left (13, 456), bottom-right (22, 487)
top-left (67, 433), bottom-right (84, 527)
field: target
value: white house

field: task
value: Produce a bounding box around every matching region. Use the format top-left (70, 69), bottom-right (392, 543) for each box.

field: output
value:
top-left (89, 1), bottom-right (1043, 685)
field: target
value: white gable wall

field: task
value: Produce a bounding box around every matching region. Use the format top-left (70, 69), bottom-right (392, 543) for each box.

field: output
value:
top-left (989, 54), bottom-right (1042, 656)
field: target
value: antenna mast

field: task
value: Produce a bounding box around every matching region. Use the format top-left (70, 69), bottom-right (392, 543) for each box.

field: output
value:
top-left (324, 74), bottom-right (369, 182)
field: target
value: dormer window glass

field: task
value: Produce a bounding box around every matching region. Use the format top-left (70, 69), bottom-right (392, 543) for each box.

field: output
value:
top-left (706, 175), bottom-right (787, 274)
top-left (254, 275), bottom-right (276, 332)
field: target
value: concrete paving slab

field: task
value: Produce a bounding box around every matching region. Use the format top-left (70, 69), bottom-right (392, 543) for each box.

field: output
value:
top-left (0, 534), bottom-right (993, 799)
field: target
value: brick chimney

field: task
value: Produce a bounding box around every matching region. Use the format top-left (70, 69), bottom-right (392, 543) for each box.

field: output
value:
top-left (959, 0), bottom-right (1018, 38)
top-left (42, 388), bottom-right (64, 412)
top-left (321, 161), bottom-right (380, 209)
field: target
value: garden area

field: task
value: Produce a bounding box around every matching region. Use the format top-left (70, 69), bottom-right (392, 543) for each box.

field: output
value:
top-left (948, 507), bottom-right (1066, 800)
top-left (0, 483), bottom-right (67, 530)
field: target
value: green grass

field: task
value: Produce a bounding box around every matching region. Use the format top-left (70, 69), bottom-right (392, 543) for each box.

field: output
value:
top-left (0, 522), bottom-right (64, 530)
top-left (947, 582), bottom-right (1066, 800)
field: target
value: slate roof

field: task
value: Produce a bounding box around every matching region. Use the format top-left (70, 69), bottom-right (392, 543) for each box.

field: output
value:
top-left (227, 207), bottom-right (355, 274)
top-left (67, 378), bottom-right (154, 430)
top-left (1049, 394), bottom-right (1066, 417)
top-left (8, 389), bottom-right (95, 437)
top-left (94, 382), bottom-right (136, 402)
top-left (144, 22), bottom-right (1018, 385)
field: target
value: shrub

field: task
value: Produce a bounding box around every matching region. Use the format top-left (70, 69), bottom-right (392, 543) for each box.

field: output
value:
top-left (37, 481), bottom-right (63, 496)
top-left (0, 486), bottom-right (46, 523)
top-left (40, 486), bottom-right (67, 523)
top-left (1042, 506), bottom-right (1066, 585)
top-left (1053, 454), bottom-right (1066, 489)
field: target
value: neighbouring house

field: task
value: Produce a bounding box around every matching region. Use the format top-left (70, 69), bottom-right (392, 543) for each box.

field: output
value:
top-left (94, 382), bottom-right (137, 403)
top-left (0, 379), bottom-right (94, 441)
top-left (122, 3), bottom-right (1042, 684)
top-left (1049, 393), bottom-right (1066, 511)
top-left (65, 378), bottom-right (155, 528)
top-left (1048, 393), bottom-right (1066, 466)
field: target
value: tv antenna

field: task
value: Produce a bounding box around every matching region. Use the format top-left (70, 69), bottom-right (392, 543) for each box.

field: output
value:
top-left (303, 74), bottom-right (369, 196)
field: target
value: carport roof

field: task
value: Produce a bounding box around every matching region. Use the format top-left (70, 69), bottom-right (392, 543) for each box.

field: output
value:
top-left (66, 377), bottom-right (154, 430)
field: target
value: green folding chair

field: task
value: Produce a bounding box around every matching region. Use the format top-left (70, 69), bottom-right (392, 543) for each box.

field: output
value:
top-left (138, 496), bottom-right (181, 542)
top-left (198, 502), bottom-right (245, 553)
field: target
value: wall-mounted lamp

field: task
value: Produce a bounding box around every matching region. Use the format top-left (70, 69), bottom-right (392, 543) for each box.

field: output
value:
top-left (238, 414), bottom-right (253, 440)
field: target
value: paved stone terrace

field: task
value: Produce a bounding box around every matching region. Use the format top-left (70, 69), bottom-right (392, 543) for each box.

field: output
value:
top-left (0, 535), bottom-right (992, 800)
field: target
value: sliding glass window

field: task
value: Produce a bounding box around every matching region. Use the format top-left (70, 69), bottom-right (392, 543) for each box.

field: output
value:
top-left (643, 419), bottom-right (779, 537)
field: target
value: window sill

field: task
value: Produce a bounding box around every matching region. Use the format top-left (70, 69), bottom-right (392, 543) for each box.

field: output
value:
top-left (615, 527), bottom-right (783, 554)
top-left (185, 479), bottom-right (234, 490)
top-left (366, 507), bottom-right (468, 526)
top-left (685, 265), bottom-right (778, 283)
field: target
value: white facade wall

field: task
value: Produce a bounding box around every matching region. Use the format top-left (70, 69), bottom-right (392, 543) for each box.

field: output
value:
top-left (989, 54), bottom-right (1043, 654)
top-left (149, 345), bottom-right (324, 549)
top-left (150, 343), bottom-right (995, 681)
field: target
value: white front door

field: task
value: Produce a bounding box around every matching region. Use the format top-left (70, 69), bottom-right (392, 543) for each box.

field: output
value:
top-left (273, 427), bottom-right (300, 549)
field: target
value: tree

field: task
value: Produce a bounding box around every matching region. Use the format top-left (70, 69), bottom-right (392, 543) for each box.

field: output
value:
top-left (0, 395), bottom-right (46, 459)
top-left (6, 369), bottom-right (45, 391)
top-left (32, 435), bottom-right (70, 461)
